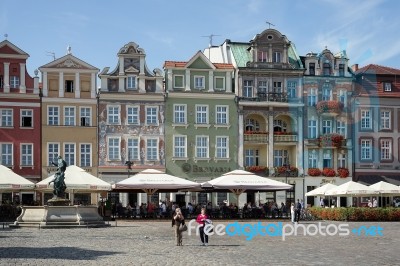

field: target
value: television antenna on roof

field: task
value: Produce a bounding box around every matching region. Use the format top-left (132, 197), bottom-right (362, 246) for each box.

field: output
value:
top-left (46, 51), bottom-right (56, 61)
top-left (201, 34), bottom-right (221, 47)
top-left (266, 21), bottom-right (275, 29)
top-left (4, 34), bottom-right (8, 40)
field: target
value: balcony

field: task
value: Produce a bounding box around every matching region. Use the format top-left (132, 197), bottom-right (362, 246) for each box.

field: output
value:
top-left (245, 166), bottom-right (269, 177)
top-left (273, 132), bottom-right (297, 142)
top-left (316, 101), bottom-right (344, 116)
top-left (274, 166), bottom-right (299, 177)
top-left (319, 133), bottom-right (344, 148)
top-left (239, 92), bottom-right (289, 103)
top-left (244, 131), bottom-right (269, 143)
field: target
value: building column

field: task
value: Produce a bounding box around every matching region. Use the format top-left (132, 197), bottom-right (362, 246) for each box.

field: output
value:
top-left (3, 62), bottom-right (10, 92)
top-left (118, 77), bottom-right (125, 92)
top-left (139, 55), bottom-right (145, 74)
top-left (42, 72), bottom-right (48, 96)
top-left (91, 72), bottom-right (96, 98)
top-left (268, 110), bottom-right (274, 173)
top-left (268, 44), bottom-right (273, 63)
top-left (185, 69), bottom-right (190, 91)
top-left (283, 44), bottom-right (288, 63)
top-left (226, 72), bottom-right (232, 93)
top-left (75, 72), bottom-right (80, 98)
top-left (297, 109), bottom-right (304, 175)
top-left (119, 57), bottom-right (124, 75)
top-left (238, 110), bottom-right (244, 168)
top-left (139, 77), bottom-right (145, 93)
top-left (19, 63), bottom-right (26, 93)
top-left (298, 77), bottom-right (302, 98)
top-left (208, 70), bottom-right (214, 92)
top-left (59, 72), bottom-right (64, 97)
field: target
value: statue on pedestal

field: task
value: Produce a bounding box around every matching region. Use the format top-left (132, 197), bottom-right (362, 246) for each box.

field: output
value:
top-left (48, 155), bottom-right (67, 199)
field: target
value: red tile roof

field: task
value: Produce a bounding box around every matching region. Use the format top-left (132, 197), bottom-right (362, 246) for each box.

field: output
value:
top-left (356, 64), bottom-right (400, 75)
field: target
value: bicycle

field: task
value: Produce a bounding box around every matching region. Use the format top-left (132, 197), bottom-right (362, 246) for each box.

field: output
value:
top-left (300, 208), bottom-right (315, 221)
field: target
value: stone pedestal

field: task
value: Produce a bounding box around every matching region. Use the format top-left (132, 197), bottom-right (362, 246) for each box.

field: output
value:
top-left (10, 205), bottom-right (109, 228)
top-left (47, 198), bottom-right (71, 206)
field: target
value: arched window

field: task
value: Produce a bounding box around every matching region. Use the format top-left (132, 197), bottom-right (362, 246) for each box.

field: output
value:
top-left (245, 118), bottom-right (260, 132)
top-left (273, 119), bottom-right (287, 132)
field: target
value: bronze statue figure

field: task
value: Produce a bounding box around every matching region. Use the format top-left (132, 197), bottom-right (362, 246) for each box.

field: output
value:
top-left (48, 155), bottom-right (67, 198)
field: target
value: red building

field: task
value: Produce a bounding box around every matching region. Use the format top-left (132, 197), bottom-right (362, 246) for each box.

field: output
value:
top-left (0, 39), bottom-right (40, 204)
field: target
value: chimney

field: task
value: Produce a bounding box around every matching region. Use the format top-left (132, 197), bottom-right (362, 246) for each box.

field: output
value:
top-left (351, 64), bottom-right (359, 72)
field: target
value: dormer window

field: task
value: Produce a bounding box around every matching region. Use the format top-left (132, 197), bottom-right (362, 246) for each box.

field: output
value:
top-left (323, 63), bottom-right (330, 76)
top-left (194, 76), bottom-right (205, 90)
top-left (309, 63), bottom-right (315, 76)
top-left (127, 76), bottom-right (137, 90)
top-left (339, 64), bottom-right (345, 77)
top-left (384, 82), bottom-right (392, 92)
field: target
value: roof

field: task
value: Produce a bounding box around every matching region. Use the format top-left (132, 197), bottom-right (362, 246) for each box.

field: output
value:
top-left (355, 64), bottom-right (400, 76)
top-left (163, 61), bottom-right (234, 69)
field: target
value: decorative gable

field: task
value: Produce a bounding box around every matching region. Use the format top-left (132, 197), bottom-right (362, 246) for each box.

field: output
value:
top-left (0, 40), bottom-right (29, 58)
top-left (39, 54), bottom-right (99, 71)
top-left (185, 51), bottom-right (215, 70)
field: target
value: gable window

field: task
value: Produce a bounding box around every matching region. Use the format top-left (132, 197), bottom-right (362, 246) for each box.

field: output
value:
top-left (80, 107), bottom-right (91, 127)
top-left (308, 88), bottom-right (317, 106)
top-left (80, 144), bottom-right (91, 167)
top-left (258, 51), bottom-right (268, 62)
top-left (10, 76), bottom-right (19, 88)
top-left (380, 139), bottom-right (392, 160)
top-left (174, 135), bottom-right (186, 158)
top-left (361, 109), bottom-right (372, 130)
top-left (1, 143), bottom-right (13, 166)
top-left (380, 110), bottom-right (391, 130)
top-left (47, 143), bottom-right (59, 166)
top-left (146, 107), bottom-right (158, 125)
top-left (64, 107), bottom-right (75, 126)
top-left (323, 63), bottom-right (330, 76)
top-left (243, 80), bottom-right (253, 97)
top-left (273, 52), bottom-right (281, 63)
top-left (21, 110), bottom-right (33, 128)
top-left (65, 80), bottom-right (74, 93)
top-left (215, 77), bottom-right (225, 91)
top-left (48, 106), bottom-right (59, 126)
top-left (174, 105), bottom-right (186, 124)
top-left (194, 76), bottom-right (205, 89)
top-left (309, 63), bottom-right (315, 76)
top-left (384, 82), bottom-right (392, 92)
top-left (361, 139), bottom-right (372, 160)
top-left (21, 144), bottom-right (33, 166)
top-left (339, 64), bottom-right (345, 76)
top-left (245, 149), bottom-right (259, 166)
top-left (174, 75), bottom-right (184, 88)
top-left (127, 106), bottom-right (139, 125)
top-left (196, 105), bottom-right (208, 124)
top-left (107, 106), bottom-right (120, 125)
top-left (1, 109), bottom-right (13, 127)
top-left (216, 106), bottom-right (228, 125)
top-left (127, 76), bottom-right (137, 90)
top-left (146, 139), bottom-right (158, 161)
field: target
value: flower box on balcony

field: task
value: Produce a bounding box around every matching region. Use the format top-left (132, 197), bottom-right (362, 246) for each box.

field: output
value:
top-left (274, 166), bottom-right (298, 177)
top-left (319, 133), bottom-right (344, 148)
top-left (322, 167), bottom-right (336, 177)
top-left (337, 168), bottom-right (349, 178)
top-left (316, 101), bottom-right (344, 115)
top-left (245, 166), bottom-right (269, 176)
top-left (308, 168), bottom-right (321, 176)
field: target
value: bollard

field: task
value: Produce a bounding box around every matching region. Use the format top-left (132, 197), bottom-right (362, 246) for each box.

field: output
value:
top-left (115, 219), bottom-right (117, 227)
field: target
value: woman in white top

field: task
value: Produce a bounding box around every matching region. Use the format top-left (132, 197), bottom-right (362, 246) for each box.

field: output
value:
top-left (290, 203), bottom-right (295, 223)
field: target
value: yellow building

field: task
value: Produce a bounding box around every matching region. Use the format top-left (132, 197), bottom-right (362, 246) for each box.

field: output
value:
top-left (39, 48), bottom-right (99, 204)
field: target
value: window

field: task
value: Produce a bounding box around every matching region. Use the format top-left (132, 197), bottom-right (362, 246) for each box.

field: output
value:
top-left (21, 144), bottom-right (33, 166)
top-left (174, 75), bottom-right (184, 88)
top-left (127, 138), bottom-right (139, 160)
top-left (258, 81), bottom-right (268, 94)
top-left (287, 81), bottom-right (296, 98)
top-left (215, 77), bottom-right (225, 91)
top-left (64, 107), bottom-right (75, 126)
top-left (322, 84), bottom-right (332, 101)
top-left (146, 139), bottom-right (158, 160)
top-left (309, 63), bottom-right (315, 76)
top-left (273, 51), bottom-right (281, 63)
top-left (108, 138), bottom-right (120, 161)
top-left (361, 110), bottom-right (372, 129)
top-left (216, 106), bottom-right (228, 125)
top-left (194, 76), bottom-right (205, 89)
top-left (380, 111), bottom-right (391, 130)
top-left (47, 143), bottom-right (59, 166)
top-left (308, 89), bottom-right (317, 106)
top-left (323, 63), bottom-right (330, 76)
top-left (173, 105), bottom-right (186, 124)
top-left (80, 144), bottom-right (91, 167)
top-left (243, 80), bottom-right (253, 97)
top-left (146, 107), bottom-right (158, 125)
top-left (127, 106), bottom-right (139, 125)
top-left (127, 76), bottom-right (136, 90)
top-left (64, 143), bottom-right (75, 166)
top-left (196, 105), bottom-right (208, 124)
top-left (258, 50), bottom-right (267, 62)
top-left (323, 150), bottom-right (332, 168)
top-left (173, 136), bottom-right (186, 158)
top-left (384, 82), bottom-right (392, 92)
top-left (245, 149), bottom-right (259, 166)
top-left (107, 106), bottom-right (120, 125)
top-left (308, 120), bottom-right (317, 139)
top-left (65, 80), bottom-right (74, 93)
top-left (338, 153), bottom-right (346, 168)
top-left (1, 109), bottom-right (12, 127)
top-left (337, 120), bottom-right (346, 136)
top-left (322, 120), bottom-right (332, 134)
top-left (361, 139), bottom-right (372, 160)
top-left (273, 150), bottom-right (288, 167)
top-left (274, 119), bottom-right (287, 132)
top-left (216, 136), bottom-right (228, 159)
top-left (196, 136), bottom-right (209, 158)
top-left (80, 107), bottom-right (91, 127)
top-left (338, 90), bottom-right (346, 106)
top-left (1, 143), bottom-right (13, 166)
top-left (380, 139), bottom-right (392, 160)
top-left (0, 76), bottom-right (3, 88)
top-left (339, 64), bottom-right (345, 76)
top-left (308, 150), bottom-right (317, 168)
top-left (245, 119), bottom-right (260, 132)
top-left (48, 106), bottom-right (59, 126)
top-left (10, 76), bottom-right (19, 88)
top-left (273, 82), bottom-right (282, 93)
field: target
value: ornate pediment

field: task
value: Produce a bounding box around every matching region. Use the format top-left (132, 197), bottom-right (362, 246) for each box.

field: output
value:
top-left (39, 54), bottom-right (99, 71)
top-left (125, 66), bottom-right (139, 73)
top-left (56, 59), bottom-right (82, 68)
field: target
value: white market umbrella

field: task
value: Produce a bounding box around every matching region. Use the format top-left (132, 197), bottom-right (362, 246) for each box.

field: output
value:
top-left (369, 181), bottom-right (400, 196)
top-left (0, 165), bottom-right (35, 191)
top-left (36, 165), bottom-right (111, 192)
top-left (202, 169), bottom-right (292, 205)
top-left (325, 181), bottom-right (379, 196)
top-left (305, 183), bottom-right (337, 197)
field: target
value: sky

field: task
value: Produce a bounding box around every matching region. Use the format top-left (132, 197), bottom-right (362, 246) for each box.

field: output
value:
top-left (1, 0), bottom-right (399, 77)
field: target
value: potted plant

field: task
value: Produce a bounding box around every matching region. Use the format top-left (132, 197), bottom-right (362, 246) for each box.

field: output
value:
top-left (308, 168), bottom-right (321, 176)
top-left (322, 168), bottom-right (336, 177)
top-left (316, 101), bottom-right (344, 115)
top-left (319, 133), bottom-right (344, 148)
top-left (337, 168), bottom-right (349, 178)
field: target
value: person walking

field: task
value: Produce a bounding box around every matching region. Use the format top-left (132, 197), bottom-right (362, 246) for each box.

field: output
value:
top-left (172, 208), bottom-right (185, 246)
top-left (196, 207), bottom-right (209, 246)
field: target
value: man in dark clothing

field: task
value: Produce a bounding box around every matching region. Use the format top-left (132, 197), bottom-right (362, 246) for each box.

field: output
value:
top-left (295, 199), bottom-right (302, 223)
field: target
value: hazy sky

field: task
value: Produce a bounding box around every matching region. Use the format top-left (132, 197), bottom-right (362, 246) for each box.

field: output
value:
top-left (1, 0), bottom-right (399, 76)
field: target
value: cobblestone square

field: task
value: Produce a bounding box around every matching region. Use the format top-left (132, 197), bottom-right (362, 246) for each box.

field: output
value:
top-left (0, 220), bottom-right (399, 265)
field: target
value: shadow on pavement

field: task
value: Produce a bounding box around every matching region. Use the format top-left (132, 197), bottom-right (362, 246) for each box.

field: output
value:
top-left (0, 247), bottom-right (121, 260)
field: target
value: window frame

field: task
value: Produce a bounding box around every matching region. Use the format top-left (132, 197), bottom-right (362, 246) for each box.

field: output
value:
top-left (308, 88), bottom-right (317, 106)
top-left (195, 105), bottom-right (209, 124)
top-left (79, 107), bottom-right (91, 127)
top-left (173, 75), bottom-right (184, 89)
top-left (380, 139), bottom-right (392, 161)
top-left (1, 109), bottom-right (13, 127)
top-left (360, 139), bottom-right (372, 161)
top-left (146, 138), bottom-right (158, 161)
top-left (195, 135), bottom-right (209, 159)
top-left (194, 76), bottom-right (205, 90)
top-left (361, 109), bottom-right (372, 130)
top-left (380, 110), bottom-right (391, 130)
top-left (107, 137), bottom-right (121, 161)
top-left (383, 82), bottom-right (392, 92)
top-left (127, 137), bottom-right (140, 161)
top-left (10, 76), bottom-right (19, 88)
top-left (173, 104), bottom-right (187, 124)
top-left (1, 143), bottom-right (13, 166)
top-left (65, 80), bottom-right (74, 93)
top-left (214, 76), bottom-right (225, 91)
top-left (48, 106), bottom-right (59, 126)
top-left (63, 143), bottom-right (76, 166)
top-left (107, 105), bottom-right (121, 125)
top-left (308, 150), bottom-right (317, 168)
top-left (243, 80), bottom-right (253, 97)
top-left (308, 120), bottom-right (317, 139)
top-left (173, 135), bottom-right (187, 158)
top-left (64, 106), bottom-right (76, 126)
top-left (80, 143), bottom-right (92, 167)
top-left (215, 136), bottom-right (229, 159)
top-left (215, 105), bottom-right (229, 125)
top-left (126, 76), bottom-right (137, 90)
top-left (126, 105), bottom-right (140, 125)
top-left (20, 143), bottom-right (33, 166)
top-left (47, 142), bottom-right (60, 166)
top-left (145, 106), bottom-right (159, 126)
